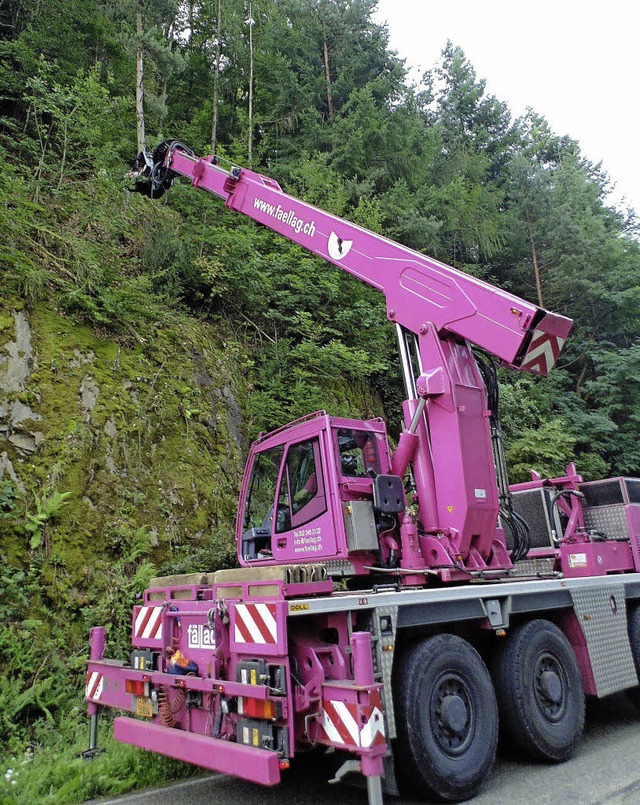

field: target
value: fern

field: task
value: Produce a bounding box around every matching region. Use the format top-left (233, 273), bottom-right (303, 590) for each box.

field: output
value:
top-left (25, 490), bottom-right (72, 550)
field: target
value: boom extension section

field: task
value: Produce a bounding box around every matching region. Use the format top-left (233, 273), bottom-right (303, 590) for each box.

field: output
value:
top-left (134, 140), bottom-right (571, 374)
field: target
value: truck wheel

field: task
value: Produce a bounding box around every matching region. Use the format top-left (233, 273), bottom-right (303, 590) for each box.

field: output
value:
top-left (393, 633), bottom-right (498, 802)
top-left (491, 619), bottom-right (584, 762)
top-left (625, 604), bottom-right (640, 712)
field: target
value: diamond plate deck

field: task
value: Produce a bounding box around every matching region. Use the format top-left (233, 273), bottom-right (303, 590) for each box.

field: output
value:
top-left (370, 605), bottom-right (398, 740)
top-left (570, 584), bottom-right (638, 696)
top-left (583, 505), bottom-right (630, 539)
top-left (510, 557), bottom-right (558, 577)
top-left (371, 605), bottom-right (399, 797)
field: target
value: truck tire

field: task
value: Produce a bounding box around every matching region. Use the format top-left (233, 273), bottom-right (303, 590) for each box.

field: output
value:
top-left (491, 618), bottom-right (584, 762)
top-left (625, 604), bottom-right (640, 712)
top-left (393, 633), bottom-right (498, 802)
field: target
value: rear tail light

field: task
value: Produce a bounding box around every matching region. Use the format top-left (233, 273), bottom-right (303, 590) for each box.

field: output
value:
top-left (125, 679), bottom-right (147, 696)
top-left (238, 697), bottom-right (276, 719)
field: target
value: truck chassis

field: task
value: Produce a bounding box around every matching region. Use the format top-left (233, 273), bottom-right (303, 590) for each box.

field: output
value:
top-left (87, 548), bottom-right (640, 802)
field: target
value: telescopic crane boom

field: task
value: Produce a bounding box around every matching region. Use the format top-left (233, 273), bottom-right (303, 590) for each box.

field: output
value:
top-left (138, 141), bottom-right (570, 373)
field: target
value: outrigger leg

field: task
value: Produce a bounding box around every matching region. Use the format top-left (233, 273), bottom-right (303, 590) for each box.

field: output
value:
top-left (82, 626), bottom-right (106, 760)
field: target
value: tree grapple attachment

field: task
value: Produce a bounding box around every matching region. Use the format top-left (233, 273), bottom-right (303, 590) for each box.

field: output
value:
top-left (127, 140), bottom-right (193, 199)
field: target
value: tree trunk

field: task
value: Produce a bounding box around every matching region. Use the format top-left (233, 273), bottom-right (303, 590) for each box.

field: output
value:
top-left (247, 1), bottom-right (254, 167)
top-left (322, 23), bottom-right (334, 120)
top-left (211, 0), bottom-right (222, 154)
top-left (158, 12), bottom-right (178, 139)
top-left (135, 10), bottom-right (146, 155)
top-left (526, 209), bottom-right (544, 308)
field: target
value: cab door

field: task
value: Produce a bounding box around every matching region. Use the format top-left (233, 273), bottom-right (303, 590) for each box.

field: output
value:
top-left (271, 435), bottom-right (337, 562)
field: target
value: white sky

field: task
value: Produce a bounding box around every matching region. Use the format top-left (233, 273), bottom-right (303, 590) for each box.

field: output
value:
top-left (373, 0), bottom-right (640, 214)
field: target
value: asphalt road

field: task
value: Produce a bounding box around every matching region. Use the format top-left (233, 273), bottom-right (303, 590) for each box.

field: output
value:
top-left (88, 694), bottom-right (640, 805)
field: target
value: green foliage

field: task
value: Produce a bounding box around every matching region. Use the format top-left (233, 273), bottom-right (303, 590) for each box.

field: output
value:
top-left (499, 373), bottom-right (610, 482)
top-left (0, 560), bottom-right (68, 750)
top-left (507, 419), bottom-right (576, 483)
top-left (0, 561), bottom-right (36, 624)
top-left (583, 344), bottom-right (640, 474)
top-left (24, 61), bottom-right (127, 191)
top-left (83, 526), bottom-right (158, 657)
top-left (0, 726), bottom-right (197, 804)
top-left (157, 526), bottom-right (237, 576)
top-left (0, 482), bottom-right (20, 525)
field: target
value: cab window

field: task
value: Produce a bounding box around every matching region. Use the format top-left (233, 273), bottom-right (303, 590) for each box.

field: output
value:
top-left (336, 428), bottom-right (380, 477)
top-left (276, 438), bottom-right (326, 532)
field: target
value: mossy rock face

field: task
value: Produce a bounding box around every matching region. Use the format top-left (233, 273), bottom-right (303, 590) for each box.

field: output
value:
top-left (0, 298), bottom-right (386, 695)
top-left (0, 301), bottom-right (250, 602)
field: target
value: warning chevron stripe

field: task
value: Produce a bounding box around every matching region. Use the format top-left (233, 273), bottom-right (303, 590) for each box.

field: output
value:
top-left (360, 704), bottom-right (386, 748)
top-left (85, 671), bottom-right (104, 701)
top-left (234, 612), bottom-right (253, 643)
top-left (133, 606), bottom-right (163, 640)
top-left (521, 330), bottom-right (565, 375)
top-left (322, 699), bottom-right (360, 746)
top-left (320, 695), bottom-right (386, 749)
top-left (234, 603), bottom-right (278, 645)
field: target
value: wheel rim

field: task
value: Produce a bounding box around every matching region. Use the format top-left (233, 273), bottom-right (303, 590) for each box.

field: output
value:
top-left (533, 651), bottom-right (567, 722)
top-left (430, 671), bottom-right (475, 756)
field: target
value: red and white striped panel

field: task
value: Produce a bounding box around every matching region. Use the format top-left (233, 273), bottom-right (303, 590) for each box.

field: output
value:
top-left (359, 691), bottom-right (386, 749)
top-left (133, 605), bottom-right (164, 641)
top-left (320, 693), bottom-right (385, 749)
top-left (521, 330), bottom-right (565, 375)
top-left (85, 671), bottom-right (104, 702)
top-left (233, 603), bottom-right (277, 645)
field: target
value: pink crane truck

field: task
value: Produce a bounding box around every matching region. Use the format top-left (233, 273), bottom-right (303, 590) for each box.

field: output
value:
top-left (85, 140), bottom-right (640, 803)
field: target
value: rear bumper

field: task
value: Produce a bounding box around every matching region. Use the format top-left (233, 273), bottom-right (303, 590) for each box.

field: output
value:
top-left (113, 717), bottom-right (281, 785)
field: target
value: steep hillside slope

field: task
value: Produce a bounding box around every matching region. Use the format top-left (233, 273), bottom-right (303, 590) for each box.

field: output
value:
top-left (1, 300), bottom-right (248, 579)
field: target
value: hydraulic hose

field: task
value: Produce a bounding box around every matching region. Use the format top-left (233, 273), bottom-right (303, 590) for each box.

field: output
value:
top-left (475, 351), bottom-right (531, 562)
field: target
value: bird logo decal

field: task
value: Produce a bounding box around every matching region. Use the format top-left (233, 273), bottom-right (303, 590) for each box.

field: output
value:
top-left (328, 231), bottom-right (353, 261)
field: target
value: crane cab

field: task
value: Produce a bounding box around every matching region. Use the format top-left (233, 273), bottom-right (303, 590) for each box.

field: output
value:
top-left (236, 411), bottom-right (404, 574)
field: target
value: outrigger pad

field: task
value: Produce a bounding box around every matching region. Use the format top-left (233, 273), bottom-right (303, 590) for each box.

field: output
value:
top-left (147, 572), bottom-right (214, 588)
top-left (373, 474), bottom-right (405, 514)
top-left (213, 566), bottom-right (289, 583)
top-left (147, 564), bottom-right (330, 590)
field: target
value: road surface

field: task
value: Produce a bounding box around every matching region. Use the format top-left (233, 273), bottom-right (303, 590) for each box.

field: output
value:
top-left (87, 694), bottom-right (640, 805)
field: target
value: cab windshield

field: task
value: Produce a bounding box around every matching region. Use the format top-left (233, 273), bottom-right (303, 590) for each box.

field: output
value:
top-left (243, 446), bottom-right (283, 530)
